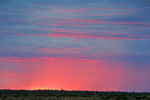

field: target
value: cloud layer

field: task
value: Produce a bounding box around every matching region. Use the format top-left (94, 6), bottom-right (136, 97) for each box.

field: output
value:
top-left (0, 0), bottom-right (150, 92)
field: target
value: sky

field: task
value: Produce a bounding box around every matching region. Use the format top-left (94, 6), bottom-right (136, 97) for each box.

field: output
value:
top-left (0, 0), bottom-right (150, 92)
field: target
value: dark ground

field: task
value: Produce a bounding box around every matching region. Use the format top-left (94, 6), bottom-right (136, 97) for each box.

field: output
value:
top-left (0, 89), bottom-right (150, 100)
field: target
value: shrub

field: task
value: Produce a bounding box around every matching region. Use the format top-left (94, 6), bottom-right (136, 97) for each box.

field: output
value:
top-left (116, 94), bottom-right (128, 100)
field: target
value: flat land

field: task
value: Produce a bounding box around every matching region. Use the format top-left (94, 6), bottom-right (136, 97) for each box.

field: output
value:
top-left (0, 90), bottom-right (150, 100)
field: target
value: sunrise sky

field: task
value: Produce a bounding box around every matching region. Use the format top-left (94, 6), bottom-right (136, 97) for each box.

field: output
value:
top-left (0, 0), bottom-right (150, 92)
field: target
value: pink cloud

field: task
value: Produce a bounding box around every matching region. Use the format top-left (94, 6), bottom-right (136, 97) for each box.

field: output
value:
top-left (35, 7), bottom-right (113, 13)
top-left (1, 28), bottom-right (150, 40)
top-left (91, 13), bottom-right (130, 16)
top-left (14, 46), bottom-right (97, 54)
top-left (0, 57), bottom-right (101, 64)
top-left (33, 33), bottom-right (150, 40)
top-left (57, 19), bottom-right (150, 26)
